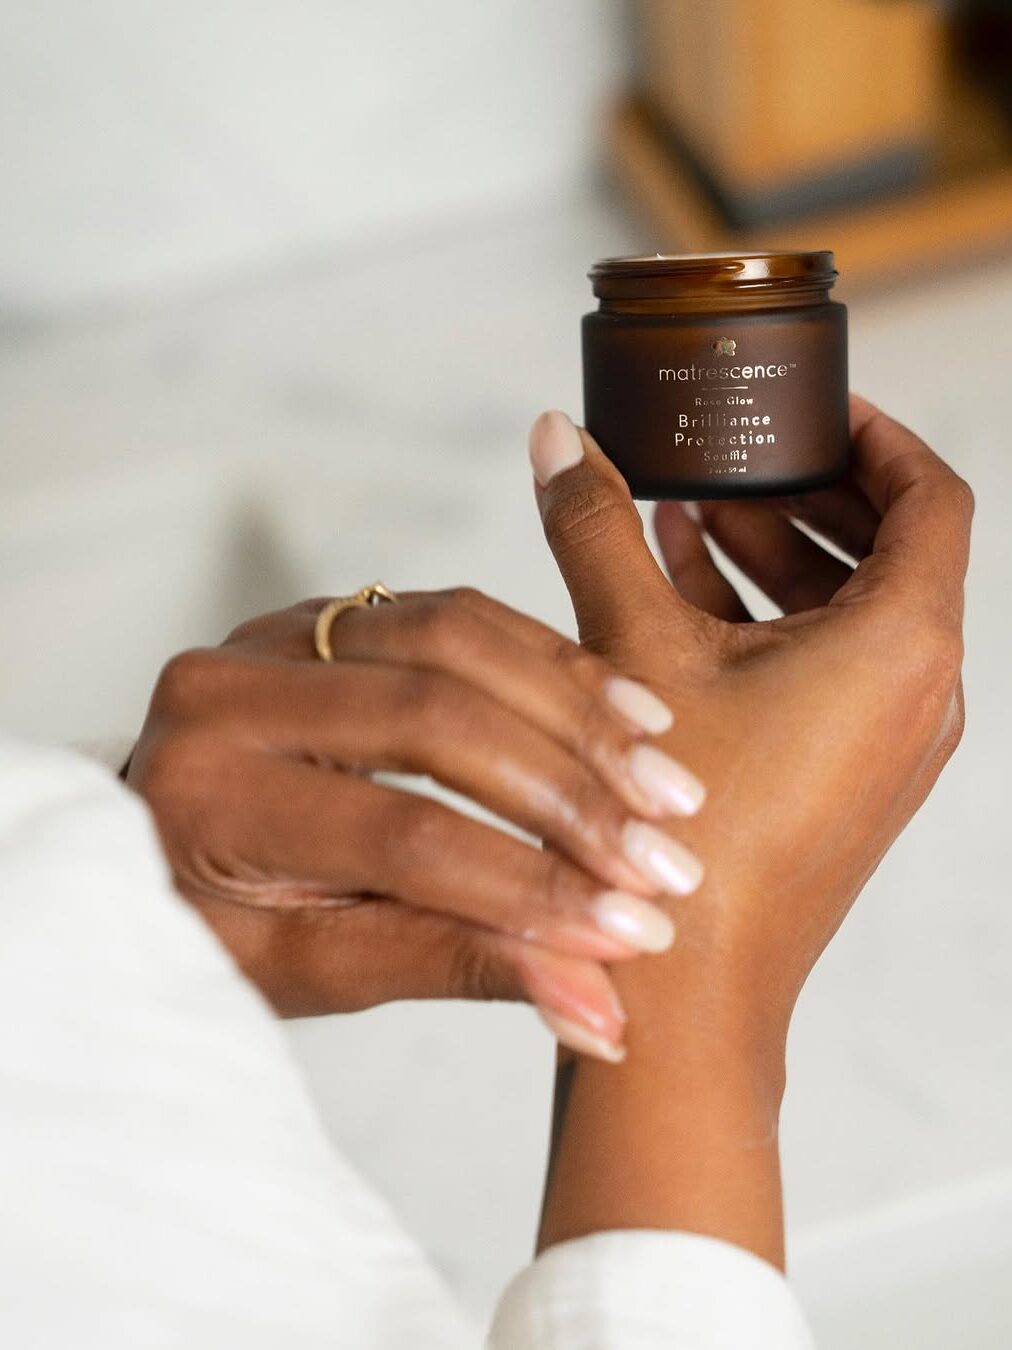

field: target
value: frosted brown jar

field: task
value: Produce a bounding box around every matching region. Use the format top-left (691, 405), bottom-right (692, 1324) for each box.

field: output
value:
top-left (582, 251), bottom-right (849, 499)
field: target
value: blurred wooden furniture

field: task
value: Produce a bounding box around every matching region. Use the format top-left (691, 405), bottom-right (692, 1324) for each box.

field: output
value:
top-left (636, 0), bottom-right (942, 225)
top-left (617, 0), bottom-right (1012, 290)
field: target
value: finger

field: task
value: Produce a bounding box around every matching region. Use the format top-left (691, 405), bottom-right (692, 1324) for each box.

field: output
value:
top-left (226, 589), bottom-right (679, 742)
top-left (188, 657), bottom-right (704, 894)
top-left (696, 499), bottom-right (854, 614)
top-left (167, 608), bottom-right (692, 833)
top-left (835, 395), bottom-right (974, 622)
top-left (429, 586), bottom-right (677, 735)
top-left (223, 602), bottom-right (319, 656)
top-left (771, 477), bottom-right (879, 564)
top-left (203, 893), bottom-right (630, 1061)
top-left (653, 501), bottom-right (752, 621)
top-left (527, 410), bottom-right (692, 652)
top-left (306, 592), bottom-right (688, 808)
top-left (201, 752), bottom-right (692, 960)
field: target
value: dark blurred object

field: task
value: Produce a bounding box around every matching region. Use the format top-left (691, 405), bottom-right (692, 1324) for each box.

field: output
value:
top-left (634, 0), bottom-right (941, 227)
top-left (953, 0), bottom-right (1012, 125)
top-left (608, 0), bottom-right (1012, 290)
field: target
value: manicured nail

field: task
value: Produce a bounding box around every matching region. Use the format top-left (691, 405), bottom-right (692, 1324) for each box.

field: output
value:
top-left (538, 1008), bottom-right (626, 1064)
top-left (605, 676), bottom-right (674, 734)
top-left (528, 410), bottom-right (585, 486)
top-left (681, 500), bottom-right (702, 523)
top-left (593, 890), bottom-right (675, 953)
top-left (622, 821), bottom-right (704, 895)
top-left (627, 744), bottom-right (706, 816)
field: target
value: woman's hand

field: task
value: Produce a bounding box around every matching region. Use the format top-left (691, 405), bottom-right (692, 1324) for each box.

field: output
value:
top-left (531, 397), bottom-right (971, 1035)
top-left (126, 588), bottom-right (705, 1059)
top-left (529, 398), bottom-right (971, 1261)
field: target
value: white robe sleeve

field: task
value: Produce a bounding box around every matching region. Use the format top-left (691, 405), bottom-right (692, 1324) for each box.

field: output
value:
top-left (0, 735), bottom-right (476, 1350)
top-left (0, 735), bottom-right (814, 1349)
top-left (488, 1230), bottom-right (815, 1349)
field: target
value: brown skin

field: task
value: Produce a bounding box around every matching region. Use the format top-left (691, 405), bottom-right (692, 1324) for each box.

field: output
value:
top-left (533, 395), bottom-right (972, 1267)
top-left (127, 392), bottom-right (969, 1272)
top-left (126, 588), bottom-right (689, 1040)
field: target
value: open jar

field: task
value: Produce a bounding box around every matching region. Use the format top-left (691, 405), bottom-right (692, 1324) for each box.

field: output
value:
top-left (582, 251), bottom-right (849, 500)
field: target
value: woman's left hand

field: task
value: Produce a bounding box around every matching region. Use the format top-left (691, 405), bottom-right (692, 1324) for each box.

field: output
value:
top-left (530, 400), bottom-right (972, 1260)
top-left (530, 399), bottom-right (971, 1038)
top-left (126, 588), bottom-right (703, 1059)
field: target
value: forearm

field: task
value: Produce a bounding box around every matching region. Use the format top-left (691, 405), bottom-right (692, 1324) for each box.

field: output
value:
top-left (538, 947), bottom-right (790, 1269)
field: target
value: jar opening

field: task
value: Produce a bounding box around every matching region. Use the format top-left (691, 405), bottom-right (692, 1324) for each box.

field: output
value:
top-left (589, 251), bottom-right (837, 301)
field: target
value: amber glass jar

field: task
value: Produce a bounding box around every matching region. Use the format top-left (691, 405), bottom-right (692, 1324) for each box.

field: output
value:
top-left (582, 251), bottom-right (848, 499)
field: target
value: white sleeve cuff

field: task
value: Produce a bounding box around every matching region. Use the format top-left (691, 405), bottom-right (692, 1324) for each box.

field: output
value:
top-left (488, 1230), bottom-right (815, 1350)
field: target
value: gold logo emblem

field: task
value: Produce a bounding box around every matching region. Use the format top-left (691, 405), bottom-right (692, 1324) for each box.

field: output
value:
top-left (712, 337), bottom-right (736, 356)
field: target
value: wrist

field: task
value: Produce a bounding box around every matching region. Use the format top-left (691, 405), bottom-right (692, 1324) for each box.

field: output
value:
top-left (538, 942), bottom-right (790, 1267)
top-left (611, 929), bottom-right (791, 1104)
top-left (539, 1022), bottom-right (788, 1265)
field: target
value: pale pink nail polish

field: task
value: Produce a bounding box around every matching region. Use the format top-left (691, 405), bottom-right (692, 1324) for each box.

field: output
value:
top-left (628, 744), bottom-right (706, 816)
top-left (593, 890), bottom-right (675, 953)
top-left (528, 410), bottom-right (585, 486)
top-left (537, 1008), bottom-right (627, 1064)
top-left (605, 676), bottom-right (674, 734)
top-left (622, 821), bottom-right (704, 895)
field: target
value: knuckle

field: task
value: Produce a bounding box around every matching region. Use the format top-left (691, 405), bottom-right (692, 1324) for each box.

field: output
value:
top-left (939, 689), bottom-right (966, 757)
top-left (401, 669), bottom-right (457, 737)
top-left (921, 623), bottom-right (965, 687)
top-left (223, 609), bottom-right (280, 645)
top-left (539, 849), bottom-right (578, 920)
top-left (151, 648), bottom-right (221, 718)
top-left (570, 690), bottom-right (619, 767)
top-left (951, 473), bottom-right (975, 522)
top-left (451, 587), bottom-right (507, 628)
top-left (921, 467), bottom-right (975, 530)
top-left (551, 633), bottom-right (599, 685)
top-left (442, 584), bottom-right (486, 610)
top-left (386, 794), bottom-right (448, 870)
top-left (562, 764), bottom-right (613, 848)
top-left (542, 480), bottom-right (639, 553)
top-left (410, 593), bottom-right (479, 660)
top-left (135, 729), bottom-right (216, 804)
top-left (224, 602), bottom-right (315, 653)
top-left (894, 617), bottom-right (964, 711)
top-left (448, 932), bottom-right (515, 1003)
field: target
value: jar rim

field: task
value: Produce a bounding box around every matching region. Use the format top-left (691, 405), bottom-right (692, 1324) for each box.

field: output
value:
top-left (589, 250), bottom-right (837, 297)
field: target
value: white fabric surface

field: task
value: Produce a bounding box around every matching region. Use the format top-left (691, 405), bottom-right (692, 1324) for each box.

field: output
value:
top-left (0, 734), bottom-right (813, 1348)
top-left (491, 1231), bottom-right (816, 1349)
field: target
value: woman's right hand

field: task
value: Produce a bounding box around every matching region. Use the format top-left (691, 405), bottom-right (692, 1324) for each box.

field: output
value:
top-left (125, 587), bottom-right (705, 1060)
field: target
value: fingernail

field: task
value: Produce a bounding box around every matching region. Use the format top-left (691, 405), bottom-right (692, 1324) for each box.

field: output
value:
top-left (537, 1008), bottom-right (627, 1064)
top-left (593, 890), bottom-right (675, 953)
top-left (605, 676), bottom-right (674, 734)
top-left (627, 744), bottom-right (706, 816)
top-left (528, 410), bottom-right (585, 486)
top-left (622, 821), bottom-right (704, 895)
top-left (681, 500), bottom-right (702, 523)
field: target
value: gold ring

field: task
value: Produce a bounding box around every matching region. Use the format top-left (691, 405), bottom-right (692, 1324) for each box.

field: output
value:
top-left (314, 582), bottom-right (398, 662)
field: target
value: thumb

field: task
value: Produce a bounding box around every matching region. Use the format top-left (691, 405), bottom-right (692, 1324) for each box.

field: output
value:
top-left (528, 411), bottom-right (676, 652)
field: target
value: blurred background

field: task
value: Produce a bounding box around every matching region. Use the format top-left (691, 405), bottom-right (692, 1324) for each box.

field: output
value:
top-left (2, 2), bottom-right (1011, 1345)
